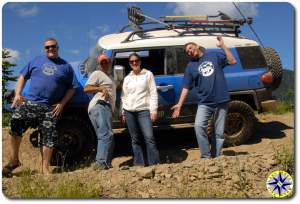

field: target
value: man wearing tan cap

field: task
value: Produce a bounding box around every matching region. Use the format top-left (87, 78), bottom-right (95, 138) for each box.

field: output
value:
top-left (84, 54), bottom-right (116, 170)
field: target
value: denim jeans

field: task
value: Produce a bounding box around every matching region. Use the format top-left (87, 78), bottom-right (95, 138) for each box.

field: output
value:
top-left (194, 102), bottom-right (229, 158)
top-left (88, 103), bottom-right (114, 168)
top-left (124, 110), bottom-right (160, 166)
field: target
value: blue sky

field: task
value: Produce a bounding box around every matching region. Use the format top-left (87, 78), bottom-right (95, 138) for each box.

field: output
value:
top-left (2, 2), bottom-right (295, 84)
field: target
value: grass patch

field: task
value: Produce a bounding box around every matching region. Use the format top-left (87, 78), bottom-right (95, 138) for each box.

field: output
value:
top-left (55, 178), bottom-right (102, 198)
top-left (234, 159), bottom-right (248, 196)
top-left (16, 175), bottom-right (103, 198)
top-left (2, 112), bottom-right (10, 127)
top-left (18, 168), bottom-right (36, 177)
top-left (17, 176), bottom-right (51, 198)
top-left (273, 145), bottom-right (295, 176)
top-left (273, 101), bottom-right (294, 114)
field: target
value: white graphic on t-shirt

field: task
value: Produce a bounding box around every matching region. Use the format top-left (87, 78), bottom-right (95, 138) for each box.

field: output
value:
top-left (42, 63), bottom-right (57, 76)
top-left (198, 61), bottom-right (214, 77)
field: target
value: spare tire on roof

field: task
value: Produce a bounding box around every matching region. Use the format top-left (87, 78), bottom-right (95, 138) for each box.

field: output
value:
top-left (263, 47), bottom-right (283, 90)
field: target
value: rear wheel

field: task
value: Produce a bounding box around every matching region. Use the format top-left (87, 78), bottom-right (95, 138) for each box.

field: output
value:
top-left (51, 115), bottom-right (96, 167)
top-left (208, 101), bottom-right (255, 146)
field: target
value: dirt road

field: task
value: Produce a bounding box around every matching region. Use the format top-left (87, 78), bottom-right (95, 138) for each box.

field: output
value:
top-left (2, 112), bottom-right (295, 198)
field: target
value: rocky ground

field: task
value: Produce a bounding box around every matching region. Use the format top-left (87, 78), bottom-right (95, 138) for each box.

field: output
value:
top-left (2, 113), bottom-right (295, 199)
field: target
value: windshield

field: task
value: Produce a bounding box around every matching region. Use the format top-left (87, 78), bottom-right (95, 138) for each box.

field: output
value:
top-left (80, 46), bottom-right (104, 76)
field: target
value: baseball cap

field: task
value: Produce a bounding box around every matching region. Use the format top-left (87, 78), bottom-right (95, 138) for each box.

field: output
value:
top-left (97, 54), bottom-right (110, 63)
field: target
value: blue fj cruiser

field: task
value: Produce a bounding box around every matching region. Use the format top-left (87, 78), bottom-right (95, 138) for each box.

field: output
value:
top-left (15, 7), bottom-right (283, 165)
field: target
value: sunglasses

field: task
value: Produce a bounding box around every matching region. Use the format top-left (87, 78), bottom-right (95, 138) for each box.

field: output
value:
top-left (100, 61), bottom-right (108, 65)
top-left (129, 59), bottom-right (140, 64)
top-left (44, 45), bottom-right (58, 49)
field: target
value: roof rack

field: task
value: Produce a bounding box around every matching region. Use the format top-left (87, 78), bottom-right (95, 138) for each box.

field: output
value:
top-left (121, 6), bottom-right (253, 43)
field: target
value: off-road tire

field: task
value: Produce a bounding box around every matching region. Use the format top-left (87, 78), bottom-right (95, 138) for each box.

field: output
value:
top-left (207, 100), bottom-right (255, 147)
top-left (51, 115), bottom-right (96, 167)
top-left (263, 47), bottom-right (283, 90)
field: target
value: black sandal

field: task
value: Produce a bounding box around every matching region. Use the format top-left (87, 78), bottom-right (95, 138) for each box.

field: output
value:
top-left (2, 160), bottom-right (21, 178)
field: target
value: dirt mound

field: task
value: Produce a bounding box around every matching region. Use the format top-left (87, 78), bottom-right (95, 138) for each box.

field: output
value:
top-left (2, 113), bottom-right (295, 198)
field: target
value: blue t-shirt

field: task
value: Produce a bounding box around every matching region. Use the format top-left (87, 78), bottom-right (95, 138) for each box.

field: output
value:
top-left (183, 51), bottom-right (230, 105)
top-left (20, 55), bottom-right (79, 106)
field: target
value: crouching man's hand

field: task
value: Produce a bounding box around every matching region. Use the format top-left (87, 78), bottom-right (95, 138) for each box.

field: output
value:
top-left (52, 103), bottom-right (65, 117)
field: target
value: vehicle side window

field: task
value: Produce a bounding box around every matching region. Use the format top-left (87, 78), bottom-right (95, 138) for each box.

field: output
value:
top-left (236, 46), bottom-right (267, 69)
top-left (80, 47), bottom-right (102, 77)
top-left (175, 47), bottom-right (190, 73)
top-left (166, 47), bottom-right (190, 74)
top-left (113, 49), bottom-right (165, 76)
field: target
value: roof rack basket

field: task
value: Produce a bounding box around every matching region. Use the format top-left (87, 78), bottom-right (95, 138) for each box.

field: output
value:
top-left (121, 6), bottom-right (253, 43)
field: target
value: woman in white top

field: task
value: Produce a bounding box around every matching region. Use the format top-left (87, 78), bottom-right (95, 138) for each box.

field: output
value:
top-left (121, 53), bottom-right (160, 166)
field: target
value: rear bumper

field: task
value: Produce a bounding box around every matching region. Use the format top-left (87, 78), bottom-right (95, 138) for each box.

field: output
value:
top-left (261, 100), bottom-right (277, 112)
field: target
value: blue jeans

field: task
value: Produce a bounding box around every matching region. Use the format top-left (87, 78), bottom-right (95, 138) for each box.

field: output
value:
top-left (124, 110), bottom-right (160, 166)
top-left (88, 103), bottom-right (114, 168)
top-left (194, 102), bottom-right (229, 158)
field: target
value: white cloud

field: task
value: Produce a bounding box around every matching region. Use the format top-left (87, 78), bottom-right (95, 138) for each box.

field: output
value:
top-left (88, 25), bottom-right (110, 40)
top-left (70, 49), bottom-right (80, 55)
top-left (4, 48), bottom-right (21, 64)
top-left (172, 2), bottom-right (258, 19)
top-left (96, 25), bottom-right (110, 33)
top-left (88, 30), bottom-right (98, 40)
top-left (7, 3), bottom-right (40, 17)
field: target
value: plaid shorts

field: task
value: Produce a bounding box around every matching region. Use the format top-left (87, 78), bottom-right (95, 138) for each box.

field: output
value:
top-left (10, 101), bottom-right (59, 148)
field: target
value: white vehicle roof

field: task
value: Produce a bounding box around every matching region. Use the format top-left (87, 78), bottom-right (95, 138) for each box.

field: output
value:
top-left (98, 29), bottom-right (259, 50)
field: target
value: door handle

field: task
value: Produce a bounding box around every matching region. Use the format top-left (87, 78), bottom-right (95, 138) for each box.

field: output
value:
top-left (156, 85), bottom-right (174, 92)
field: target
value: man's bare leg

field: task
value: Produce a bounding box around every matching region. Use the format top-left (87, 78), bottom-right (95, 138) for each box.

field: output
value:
top-left (2, 134), bottom-right (22, 177)
top-left (41, 146), bottom-right (53, 174)
top-left (10, 134), bottom-right (22, 164)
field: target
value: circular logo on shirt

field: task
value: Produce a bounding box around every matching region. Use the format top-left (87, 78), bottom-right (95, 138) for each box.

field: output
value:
top-left (266, 170), bottom-right (293, 198)
top-left (42, 63), bottom-right (57, 76)
top-left (198, 61), bottom-right (214, 77)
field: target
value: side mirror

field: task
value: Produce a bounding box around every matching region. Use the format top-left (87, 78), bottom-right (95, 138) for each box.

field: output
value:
top-left (114, 65), bottom-right (125, 81)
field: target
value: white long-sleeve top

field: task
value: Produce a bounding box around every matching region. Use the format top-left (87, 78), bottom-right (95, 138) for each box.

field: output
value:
top-left (121, 69), bottom-right (158, 113)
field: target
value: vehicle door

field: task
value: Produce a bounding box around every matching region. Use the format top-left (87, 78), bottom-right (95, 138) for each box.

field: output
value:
top-left (112, 47), bottom-right (197, 125)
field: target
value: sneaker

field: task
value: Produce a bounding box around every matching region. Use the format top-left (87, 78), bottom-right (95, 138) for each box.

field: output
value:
top-left (92, 162), bottom-right (109, 171)
top-left (2, 160), bottom-right (21, 178)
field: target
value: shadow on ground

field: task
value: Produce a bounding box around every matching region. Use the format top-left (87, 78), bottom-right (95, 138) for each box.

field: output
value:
top-left (48, 116), bottom-right (293, 172)
top-left (247, 120), bottom-right (293, 145)
top-left (114, 118), bottom-right (293, 162)
top-left (114, 128), bottom-right (196, 165)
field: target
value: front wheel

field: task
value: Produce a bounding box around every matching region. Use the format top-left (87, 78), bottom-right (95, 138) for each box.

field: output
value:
top-left (51, 115), bottom-right (96, 167)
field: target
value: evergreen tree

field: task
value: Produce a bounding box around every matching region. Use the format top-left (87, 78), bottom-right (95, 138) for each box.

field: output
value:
top-left (286, 88), bottom-right (294, 104)
top-left (2, 48), bottom-right (18, 102)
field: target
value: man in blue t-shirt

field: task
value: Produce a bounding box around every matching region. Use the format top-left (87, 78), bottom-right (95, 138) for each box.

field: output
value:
top-left (3, 38), bottom-right (78, 176)
top-left (171, 36), bottom-right (237, 158)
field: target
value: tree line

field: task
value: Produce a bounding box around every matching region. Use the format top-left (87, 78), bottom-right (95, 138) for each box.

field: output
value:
top-left (2, 49), bottom-right (17, 105)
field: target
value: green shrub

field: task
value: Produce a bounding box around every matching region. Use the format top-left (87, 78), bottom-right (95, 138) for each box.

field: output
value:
top-left (2, 112), bottom-right (10, 127)
top-left (273, 101), bottom-right (294, 114)
top-left (274, 145), bottom-right (295, 176)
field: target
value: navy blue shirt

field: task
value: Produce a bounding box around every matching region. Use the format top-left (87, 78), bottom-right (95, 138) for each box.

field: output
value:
top-left (183, 51), bottom-right (230, 105)
top-left (20, 55), bottom-right (79, 106)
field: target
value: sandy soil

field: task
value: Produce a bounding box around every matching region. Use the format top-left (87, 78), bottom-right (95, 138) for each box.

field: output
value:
top-left (2, 112), bottom-right (295, 198)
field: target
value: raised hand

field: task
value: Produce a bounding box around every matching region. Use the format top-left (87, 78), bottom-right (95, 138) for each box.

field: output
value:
top-left (216, 36), bottom-right (225, 48)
